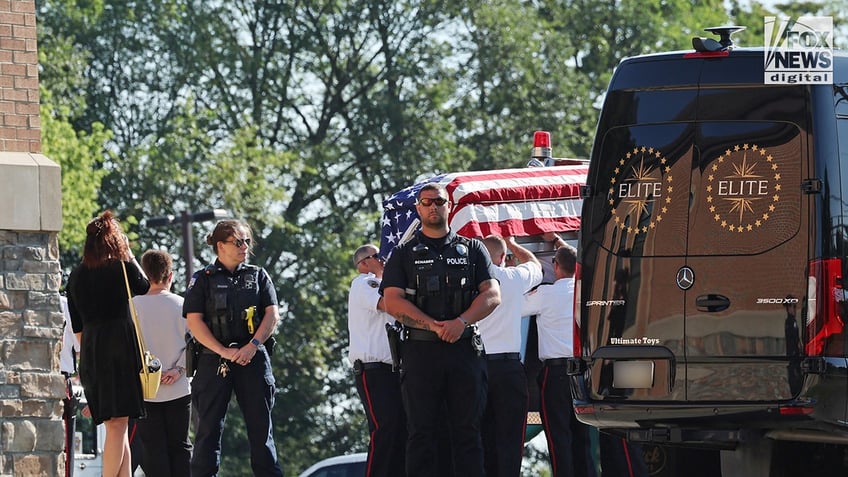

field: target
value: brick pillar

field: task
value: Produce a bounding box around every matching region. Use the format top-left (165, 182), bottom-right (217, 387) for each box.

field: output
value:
top-left (0, 1), bottom-right (66, 476)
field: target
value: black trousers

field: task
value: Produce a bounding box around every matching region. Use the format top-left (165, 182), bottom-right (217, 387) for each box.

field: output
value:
top-left (599, 432), bottom-right (649, 477)
top-left (401, 338), bottom-right (487, 477)
top-left (482, 358), bottom-right (528, 477)
top-left (191, 349), bottom-right (282, 477)
top-left (354, 363), bottom-right (407, 477)
top-left (538, 362), bottom-right (596, 477)
top-left (63, 374), bottom-right (76, 477)
top-left (136, 394), bottom-right (192, 477)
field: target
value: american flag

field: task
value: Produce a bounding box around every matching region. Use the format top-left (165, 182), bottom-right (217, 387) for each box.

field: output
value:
top-left (379, 165), bottom-right (588, 259)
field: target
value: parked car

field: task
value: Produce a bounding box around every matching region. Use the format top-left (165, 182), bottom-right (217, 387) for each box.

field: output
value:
top-left (69, 385), bottom-right (146, 476)
top-left (296, 453), bottom-right (367, 477)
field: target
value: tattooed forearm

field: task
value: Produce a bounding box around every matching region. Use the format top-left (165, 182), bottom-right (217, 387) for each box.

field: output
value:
top-left (398, 314), bottom-right (430, 331)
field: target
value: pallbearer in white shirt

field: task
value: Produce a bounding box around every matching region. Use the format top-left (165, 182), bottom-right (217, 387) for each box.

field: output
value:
top-left (522, 240), bottom-right (596, 477)
top-left (478, 235), bottom-right (543, 477)
top-left (348, 244), bottom-right (407, 477)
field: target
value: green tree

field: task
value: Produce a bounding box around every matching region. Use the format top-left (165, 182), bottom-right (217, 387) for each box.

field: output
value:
top-left (37, 0), bottom-right (832, 474)
top-left (36, 21), bottom-right (111, 267)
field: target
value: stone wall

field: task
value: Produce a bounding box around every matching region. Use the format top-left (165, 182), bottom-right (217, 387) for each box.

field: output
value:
top-left (0, 1), bottom-right (66, 476)
top-left (0, 232), bottom-right (65, 476)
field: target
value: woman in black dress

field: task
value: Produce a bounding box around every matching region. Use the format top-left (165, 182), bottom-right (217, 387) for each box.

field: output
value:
top-left (67, 210), bottom-right (150, 477)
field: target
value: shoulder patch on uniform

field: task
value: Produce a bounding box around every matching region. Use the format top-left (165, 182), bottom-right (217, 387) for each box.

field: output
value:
top-left (367, 279), bottom-right (379, 288)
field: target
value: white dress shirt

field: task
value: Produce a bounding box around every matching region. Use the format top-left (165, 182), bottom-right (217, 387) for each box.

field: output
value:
top-left (477, 262), bottom-right (543, 354)
top-left (348, 273), bottom-right (394, 365)
top-left (522, 277), bottom-right (574, 360)
top-left (59, 296), bottom-right (80, 375)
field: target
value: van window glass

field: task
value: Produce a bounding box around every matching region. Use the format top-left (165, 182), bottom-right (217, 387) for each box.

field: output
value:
top-left (590, 123), bottom-right (693, 257)
top-left (688, 121), bottom-right (802, 256)
top-left (698, 56), bottom-right (773, 85)
top-left (610, 58), bottom-right (701, 90)
top-left (600, 90), bottom-right (697, 126)
top-left (75, 407), bottom-right (97, 454)
top-left (590, 121), bottom-right (802, 258)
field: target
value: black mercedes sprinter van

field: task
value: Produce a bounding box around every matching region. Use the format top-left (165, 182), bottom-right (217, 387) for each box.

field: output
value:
top-left (572, 28), bottom-right (848, 475)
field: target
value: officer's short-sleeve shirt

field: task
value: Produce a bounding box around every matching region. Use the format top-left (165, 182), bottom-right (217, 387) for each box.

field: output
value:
top-left (348, 273), bottom-right (394, 365)
top-left (380, 231), bottom-right (494, 320)
top-left (183, 260), bottom-right (278, 318)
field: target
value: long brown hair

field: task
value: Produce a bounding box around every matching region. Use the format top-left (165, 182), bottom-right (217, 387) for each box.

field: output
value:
top-left (81, 210), bottom-right (132, 268)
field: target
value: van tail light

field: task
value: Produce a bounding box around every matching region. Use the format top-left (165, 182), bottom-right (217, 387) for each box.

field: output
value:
top-left (778, 405), bottom-right (814, 416)
top-left (574, 262), bottom-right (582, 357)
top-left (805, 258), bottom-right (844, 356)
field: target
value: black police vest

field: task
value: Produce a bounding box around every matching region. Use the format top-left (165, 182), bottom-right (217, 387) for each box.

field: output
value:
top-left (201, 263), bottom-right (263, 345)
top-left (406, 234), bottom-right (478, 321)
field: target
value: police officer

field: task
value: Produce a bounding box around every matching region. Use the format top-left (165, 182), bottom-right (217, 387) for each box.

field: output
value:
top-left (381, 183), bottom-right (501, 477)
top-left (348, 243), bottom-right (406, 477)
top-left (183, 219), bottom-right (283, 477)
top-left (478, 235), bottom-right (542, 477)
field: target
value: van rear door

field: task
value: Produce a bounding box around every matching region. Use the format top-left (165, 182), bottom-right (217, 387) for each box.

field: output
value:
top-left (684, 112), bottom-right (807, 401)
top-left (580, 55), bottom-right (810, 403)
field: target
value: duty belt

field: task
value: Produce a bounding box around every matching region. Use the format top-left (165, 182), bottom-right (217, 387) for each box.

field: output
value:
top-left (486, 352), bottom-right (520, 361)
top-left (544, 358), bottom-right (570, 366)
top-left (404, 326), bottom-right (474, 342)
top-left (353, 360), bottom-right (392, 375)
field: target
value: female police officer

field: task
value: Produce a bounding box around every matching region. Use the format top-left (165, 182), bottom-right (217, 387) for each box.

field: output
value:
top-left (183, 219), bottom-right (283, 477)
top-left (381, 183), bottom-right (501, 477)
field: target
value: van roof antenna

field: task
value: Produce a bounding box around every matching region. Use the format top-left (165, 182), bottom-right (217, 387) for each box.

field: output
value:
top-left (692, 26), bottom-right (746, 52)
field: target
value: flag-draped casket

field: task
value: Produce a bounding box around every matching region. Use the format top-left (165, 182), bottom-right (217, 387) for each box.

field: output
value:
top-left (379, 165), bottom-right (588, 258)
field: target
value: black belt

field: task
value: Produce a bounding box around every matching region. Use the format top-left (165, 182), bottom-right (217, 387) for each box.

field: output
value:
top-left (353, 360), bottom-right (392, 374)
top-left (544, 358), bottom-right (570, 367)
top-left (404, 327), bottom-right (473, 342)
top-left (486, 352), bottom-right (520, 361)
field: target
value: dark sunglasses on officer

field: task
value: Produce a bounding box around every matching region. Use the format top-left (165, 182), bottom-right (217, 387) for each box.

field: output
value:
top-left (357, 252), bottom-right (381, 266)
top-left (225, 237), bottom-right (251, 248)
top-left (417, 197), bottom-right (448, 207)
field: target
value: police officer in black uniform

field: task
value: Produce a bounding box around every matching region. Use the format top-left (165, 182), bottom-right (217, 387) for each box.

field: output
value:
top-left (381, 183), bottom-right (502, 477)
top-left (183, 219), bottom-right (283, 477)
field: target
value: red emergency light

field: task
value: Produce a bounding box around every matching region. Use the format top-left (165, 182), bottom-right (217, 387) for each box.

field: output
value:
top-left (533, 131), bottom-right (551, 149)
top-left (532, 131), bottom-right (552, 161)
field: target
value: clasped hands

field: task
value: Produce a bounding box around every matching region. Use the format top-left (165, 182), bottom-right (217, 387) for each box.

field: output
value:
top-left (432, 318), bottom-right (467, 343)
top-left (223, 345), bottom-right (257, 366)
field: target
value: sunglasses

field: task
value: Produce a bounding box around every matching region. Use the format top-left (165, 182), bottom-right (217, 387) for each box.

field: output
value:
top-left (225, 238), bottom-right (251, 247)
top-left (417, 197), bottom-right (448, 207)
top-left (357, 253), bottom-right (380, 266)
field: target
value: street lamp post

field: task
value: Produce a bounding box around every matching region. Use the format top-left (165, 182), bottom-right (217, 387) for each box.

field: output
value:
top-left (145, 209), bottom-right (231, 284)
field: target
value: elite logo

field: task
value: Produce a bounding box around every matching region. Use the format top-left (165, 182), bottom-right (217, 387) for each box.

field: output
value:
top-left (609, 146), bottom-right (673, 236)
top-left (706, 144), bottom-right (782, 234)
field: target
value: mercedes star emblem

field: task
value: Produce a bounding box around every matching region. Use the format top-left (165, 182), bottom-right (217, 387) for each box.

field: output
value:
top-left (676, 266), bottom-right (694, 290)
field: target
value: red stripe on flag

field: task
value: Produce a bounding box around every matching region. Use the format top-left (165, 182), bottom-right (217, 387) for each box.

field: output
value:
top-left (443, 166), bottom-right (588, 206)
top-left (442, 165), bottom-right (588, 238)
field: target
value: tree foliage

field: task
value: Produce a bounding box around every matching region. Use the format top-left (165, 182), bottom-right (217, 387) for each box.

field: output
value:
top-left (35, 0), bottom-right (841, 473)
top-left (37, 19), bottom-right (111, 266)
